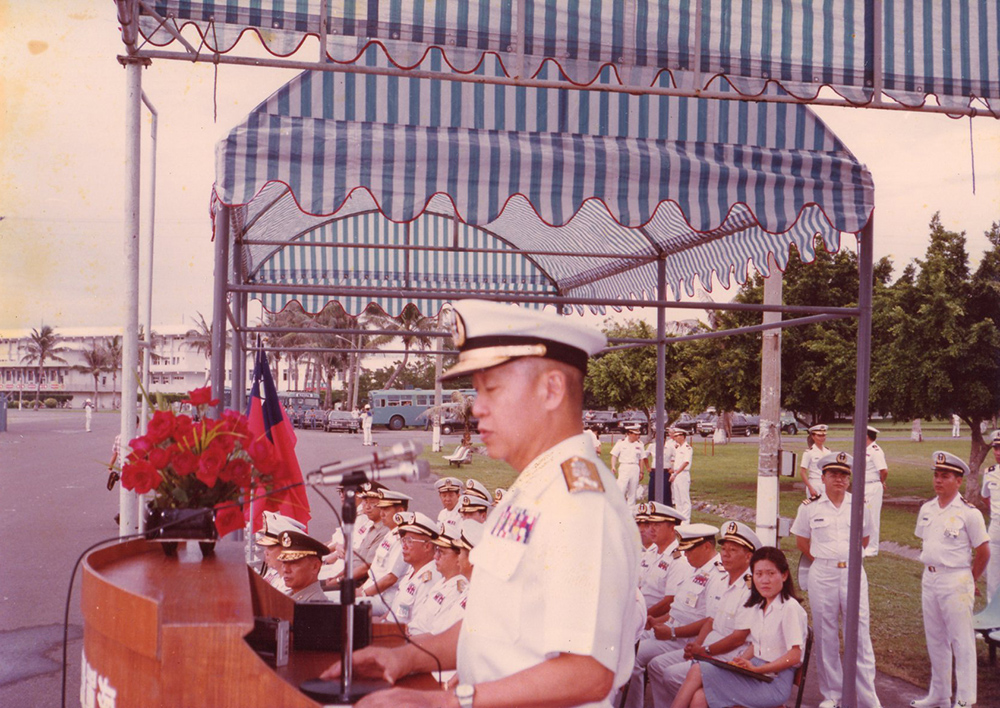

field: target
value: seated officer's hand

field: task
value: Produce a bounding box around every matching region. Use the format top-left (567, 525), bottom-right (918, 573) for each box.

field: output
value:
top-left (730, 657), bottom-right (752, 670)
top-left (356, 688), bottom-right (458, 708)
top-left (321, 646), bottom-right (407, 684)
top-left (682, 642), bottom-right (703, 660)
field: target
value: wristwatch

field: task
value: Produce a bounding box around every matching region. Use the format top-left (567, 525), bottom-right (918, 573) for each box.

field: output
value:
top-left (455, 683), bottom-right (475, 708)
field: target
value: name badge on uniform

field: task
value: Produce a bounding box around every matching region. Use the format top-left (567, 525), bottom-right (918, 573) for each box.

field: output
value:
top-left (492, 505), bottom-right (539, 544)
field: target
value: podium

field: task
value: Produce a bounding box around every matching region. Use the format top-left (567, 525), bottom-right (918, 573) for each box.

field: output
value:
top-left (81, 539), bottom-right (426, 707)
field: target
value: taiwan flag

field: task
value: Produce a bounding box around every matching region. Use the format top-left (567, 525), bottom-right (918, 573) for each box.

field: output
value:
top-left (245, 347), bottom-right (311, 532)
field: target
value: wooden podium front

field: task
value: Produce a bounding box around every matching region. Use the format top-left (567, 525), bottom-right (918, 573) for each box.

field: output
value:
top-left (81, 539), bottom-right (420, 707)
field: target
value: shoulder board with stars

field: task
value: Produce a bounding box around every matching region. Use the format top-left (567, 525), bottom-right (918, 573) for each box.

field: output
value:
top-left (671, 549), bottom-right (683, 560)
top-left (457, 578), bottom-right (468, 592)
top-left (802, 493), bottom-right (822, 506)
top-left (871, 443), bottom-right (881, 451)
top-left (419, 570), bottom-right (433, 583)
top-left (561, 457), bottom-right (605, 493)
top-left (961, 495), bottom-right (977, 508)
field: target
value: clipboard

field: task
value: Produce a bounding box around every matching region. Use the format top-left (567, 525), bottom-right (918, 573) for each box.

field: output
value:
top-left (697, 655), bottom-right (774, 683)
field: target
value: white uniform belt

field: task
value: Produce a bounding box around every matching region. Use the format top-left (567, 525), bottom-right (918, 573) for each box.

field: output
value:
top-left (864, 479), bottom-right (882, 484)
top-left (924, 565), bottom-right (969, 573)
top-left (813, 558), bottom-right (849, 568)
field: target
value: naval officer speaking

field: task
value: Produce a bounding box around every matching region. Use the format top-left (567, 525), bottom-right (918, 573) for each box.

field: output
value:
top-left (323, 299), bottom-right (641, 708)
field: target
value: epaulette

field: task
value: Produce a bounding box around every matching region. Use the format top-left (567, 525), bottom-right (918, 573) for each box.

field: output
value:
top-left (871, 443), bottom-right (881, 450)
top-left (802, 493), bottom-right (822, 505)
top-left (672, 549), bottom-right (683, 560)
top-left (961, 495), bottom-right (977, 509)
top-left (561, 457), bottom-right (605, 493)
top-left (419, 570), bottom-right (433, 582)
top-left (457, 578), bottom-right (468, 592)
top-left (714, 560), bottom-right (725, 571)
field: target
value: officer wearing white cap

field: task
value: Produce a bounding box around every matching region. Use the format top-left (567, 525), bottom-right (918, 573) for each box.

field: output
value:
top-left (457, 493), bottom-right (491, 522)
top-left (463, 478), bottom-right (492, 504)
top-left (322, 485), bottom-right (378, 584)
top-left (800, 424), bottom-right (832, 498)
top-left (386, 512), bottom-right (442, 623)
top-left (623, 524), bottom-right (724, 708)
top-left (328, 481), bottom-right (391, 587)
top-left (435, 477), bottom-right (464, 535)
top-left (911, 451), bottom-right (990, 708)
top-left (409, 522), bottom-right (471, 636)
top-left (362, 402), bottom-right (374, 445)
top-left (669, 429), bottom-right (694, 521)
top-left (791, 452), bottom-right (880, 708)
top-left (276, 530), bottom-right (331, 603)
top-left (646, 521), bottom-right (761, 707)
top-left (255, 511), bottom-right (308, 594)
top-left (323, 299), bottom-right (639, 708)
top-left (981, 430), bottom-right (1000, 599)
top-left (611, 424), bottom-right (648, 505)
top-left (634, 502), bottom-right (687, 611)
top-left (359, 489), bottom-right (413, 612)
top-left (863, 425), bottom-right (889, 557)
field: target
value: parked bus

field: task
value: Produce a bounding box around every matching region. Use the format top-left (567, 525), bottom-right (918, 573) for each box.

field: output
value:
top-left (369, 388), bottom-right (476, 430)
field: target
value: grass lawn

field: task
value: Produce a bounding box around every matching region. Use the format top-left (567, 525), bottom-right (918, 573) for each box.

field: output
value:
top-left (424, 432), bottom-right (998, 703)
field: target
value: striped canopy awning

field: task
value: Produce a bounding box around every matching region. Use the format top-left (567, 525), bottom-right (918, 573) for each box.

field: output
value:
top-left (217, 50), bottom-right (873, 316)
top-left (134, 0), bottom-right (999, 116)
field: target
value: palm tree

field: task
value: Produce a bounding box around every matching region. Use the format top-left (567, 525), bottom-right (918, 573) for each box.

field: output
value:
top-left (105, 335), bottom-right (123, 408)
top-left (73, 342), bottom-right (111, 407)
top-left (20, 325), bottom-right (69, 407)
top-left (361, 303), bottom-right (437, 389)
top-left (184, 312), bottom-right (213, 383)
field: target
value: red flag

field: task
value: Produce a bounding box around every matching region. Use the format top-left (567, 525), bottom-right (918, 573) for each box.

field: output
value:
top-left (245, 349), bottom-right (311, 532)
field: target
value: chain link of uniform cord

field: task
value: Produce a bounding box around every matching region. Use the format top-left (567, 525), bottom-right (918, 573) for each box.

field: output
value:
top-left (60, 481), bottom-right (307, 708)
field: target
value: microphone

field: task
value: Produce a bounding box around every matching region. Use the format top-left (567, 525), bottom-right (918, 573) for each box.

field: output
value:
top-left (306, 441), bottom-right (430, 486)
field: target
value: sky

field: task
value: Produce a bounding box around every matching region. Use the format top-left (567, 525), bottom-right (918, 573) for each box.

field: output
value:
top-left (2, 1), bottom-right (999, 335)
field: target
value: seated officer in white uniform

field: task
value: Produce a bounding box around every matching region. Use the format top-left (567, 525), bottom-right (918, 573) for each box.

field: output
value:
top-left (911, 452), bottom-right (990, 708)
top-left (255, 511), bottom-right (307, 594)
top-left (634, 502), bottom-right (687, 612)
top-left (435, 477), bottom-right (464, 535)
top-left (980, 430), bottom-right (1000, 600)
top-left (385, 512), bottom-right (442, 624)
top-left (791, 452), bottom-right (880, 708)
top-left (359, 489), bottom-right (413, 615)
top-left (463, 478), bottom-right (492, 504)
top-left (276, 530), bottom-right (332, 603)
top-left (409, 522), bottom-right (472, 636)
top-left (646, 520), bottom-right (760, 707)
top-left (321, 484), bottom-right (377, 582)
top-left (322, 298), bottom-right (640, 708)
top-left (623, 524), bottom-right (725, 708)
top-left (456, 492), bottom-right (491, 523)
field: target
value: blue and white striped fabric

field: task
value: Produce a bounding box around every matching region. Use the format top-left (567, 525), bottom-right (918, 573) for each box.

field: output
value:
top-left (137, 0), bottom-right (999, 116)
top-left (218, 52), bottom-right (871, 315)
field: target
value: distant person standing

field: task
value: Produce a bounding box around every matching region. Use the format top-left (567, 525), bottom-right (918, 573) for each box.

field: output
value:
top-left (910, 452), bottom-right (990, 708)
top-left (670, 428), bottom-right (693, 521)
top-left (611, 424), bottom-right (647, 505)
top-left (864, 426), bottom-right (889, 557)
top-left (585, 424), bottom-right (602, 457)
top-left (84, 398), bottom-right (94, 432)
top-left (799, 424), bottom-right (832, 498)
top-left (981, 430), bottom-right (1000, 600)
top-left (952, 414), bottom-right (961, 438)
top-left (361, 403), bottom-right (374, 446)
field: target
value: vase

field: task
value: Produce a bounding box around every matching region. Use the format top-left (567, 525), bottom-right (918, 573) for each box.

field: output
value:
top-left (144, 505), bottom-right (218, 557)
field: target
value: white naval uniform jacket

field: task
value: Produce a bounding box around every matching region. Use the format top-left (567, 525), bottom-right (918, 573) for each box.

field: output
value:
top-left (458, 434), bottom-right (641, 708)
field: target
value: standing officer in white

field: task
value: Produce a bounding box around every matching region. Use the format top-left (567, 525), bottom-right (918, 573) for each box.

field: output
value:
top-left (910, 451), bottom-right (990, 708)
top-left (323, 299), bottom-right (640, 708)
top-left (864, 426), bottom-right (889, 557)
top-left (612, 424), bottom-right (647, 505)
top-left (981, 430), bottom-right (1000, 600)
top-left (669, 429), bottom-right (693, 521)
top-left (800, 424), bottom-right (832, 498)
top-left (362, 403), bottom-right (374, 445)
top-left (791, 452), bottom-right (880, 708)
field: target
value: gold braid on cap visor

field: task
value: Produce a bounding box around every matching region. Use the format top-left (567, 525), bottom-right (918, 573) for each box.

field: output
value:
top-left (455, 343), bottom-right (548, 366)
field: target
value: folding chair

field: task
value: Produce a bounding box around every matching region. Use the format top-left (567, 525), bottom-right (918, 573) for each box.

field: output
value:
top-left (788, 627), bottom-right (814, 708)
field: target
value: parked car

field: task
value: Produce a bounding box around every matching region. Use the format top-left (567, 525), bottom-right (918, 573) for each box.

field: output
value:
top-left (439, 412), bottom-right (479, 435)
top-left (745, 415), bottom-right (761, 434)
top-left (617, 410), bottom-right (650, 435)
top-left (300, 408), bottom-right (327, 430)
top-left (583, 410), bottom-right (620, 435)
top-left (697, 412), bottom-right (755, 437)
top-left (671, 411), bottom-right (713, 435)
top-left (738, 413), bottom-right (797, 435)
top-left (325, 409), bottom-right (361, 433)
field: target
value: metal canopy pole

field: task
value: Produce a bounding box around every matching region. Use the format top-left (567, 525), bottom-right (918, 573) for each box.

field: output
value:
top-left (756, 253), bottom-right (783, 547)
top-left (232, 234), bottom-right (246, 413)
top-left (139, 91), bottom-right (157, 440)
top-left (119, 55), bottom-right (145, 537)
top-left (652, 257), bottom-right (668, 504)
top-left (842, 216), bottom-right (875, 707)
top-left (211, 207), bottom-right (231, 415)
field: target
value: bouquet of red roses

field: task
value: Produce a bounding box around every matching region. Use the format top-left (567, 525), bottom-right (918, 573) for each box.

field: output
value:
top-left (120, 387), bottom-right (282, 536)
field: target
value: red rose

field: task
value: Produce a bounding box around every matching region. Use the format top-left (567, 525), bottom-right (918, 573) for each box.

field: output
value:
top-left (248, 437), bottom-right (279, 474)
top-left (148, 446), bottom-right (173, 470)
top-left (185, 386), bottom-right (219, 407)
top-left (121, 459), bottom-right (160, 495)
top-left (196, 446), bottom-right (227, 487)
top-left (128, 436), bottom-right (154, 457)
top-left (214, 502), bottom-right (245, 537)
top-left (173, 414), bottom-right (194, 439)
top-left (146, 410), bottom-right (176, 444)
top-left (219, 458), bottom-right (252, 487)
top-left (171, 449), bottom-right (198, 476)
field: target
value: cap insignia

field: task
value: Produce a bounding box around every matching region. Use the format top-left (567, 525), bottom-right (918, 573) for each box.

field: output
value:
top-left (560, 457), bottom-right (604, 493)
top-left (727, 521), bottom-right (738, 534)
top-left (281, 534), bottom-right (292, 547)
top-left (837, 452), bottom-right (848, 463)
top-left (936, 452), bottom-right (946, 464)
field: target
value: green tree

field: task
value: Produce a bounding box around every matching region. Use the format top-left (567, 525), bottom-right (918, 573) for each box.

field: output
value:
top-left (184, 312), bottom-right (213, 383)
top-left (585, 319), bottom-right (690, 427)
top-left (361, 303), bottom-right (438, 390)
top-left (878, 215), bottom-right (1000, 498)
top-left (105, 335), bottom-right (123, 408)
top-left (20, 325), bottom-right (69, 407)
top-left (73, 341), bottom-right (110, 408)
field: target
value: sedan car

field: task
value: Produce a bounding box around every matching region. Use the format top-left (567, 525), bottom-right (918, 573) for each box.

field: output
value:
top-left (326, 410), bottom-right (361, 433)
top-left (583, 410), bottom-right (620, 435)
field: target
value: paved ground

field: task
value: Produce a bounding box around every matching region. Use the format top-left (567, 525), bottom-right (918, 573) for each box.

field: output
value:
top-left (0, 411), bottom-right (928, 707)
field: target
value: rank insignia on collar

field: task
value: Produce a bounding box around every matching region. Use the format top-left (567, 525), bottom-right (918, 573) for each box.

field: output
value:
top-left (561, 457), bottom-right (604, 493)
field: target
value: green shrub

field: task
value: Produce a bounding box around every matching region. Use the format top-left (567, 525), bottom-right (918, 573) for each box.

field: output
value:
top-left (43, 398), bottom-right (58, 409)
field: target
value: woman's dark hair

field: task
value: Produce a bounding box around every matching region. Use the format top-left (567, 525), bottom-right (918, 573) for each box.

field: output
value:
top-left (745, 546), bottom-right (798, 608)
top-left (805, 432), bottom-right (815, 450)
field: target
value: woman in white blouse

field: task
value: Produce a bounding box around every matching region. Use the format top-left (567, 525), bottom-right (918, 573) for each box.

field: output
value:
top-left (671, 547), bottom-right (808, 708)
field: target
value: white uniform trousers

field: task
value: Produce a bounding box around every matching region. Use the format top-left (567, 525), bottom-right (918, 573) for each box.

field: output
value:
top-left (670, 473), bottom-right (691, 522)
top-left (362, 422), bottom-right (373, 445)
top-left (863, 482), bottom-right (883, 557)
top-left (617, 464), bottom-right (641, 506)
top-left (622, 633), bottom-right (685, 708)
top-left (920, 566), bottom-right (978, 705)
top-left (808, 559), bottom-right (880, 707)
top-left (987, 532), bottom-right (1000, 601)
